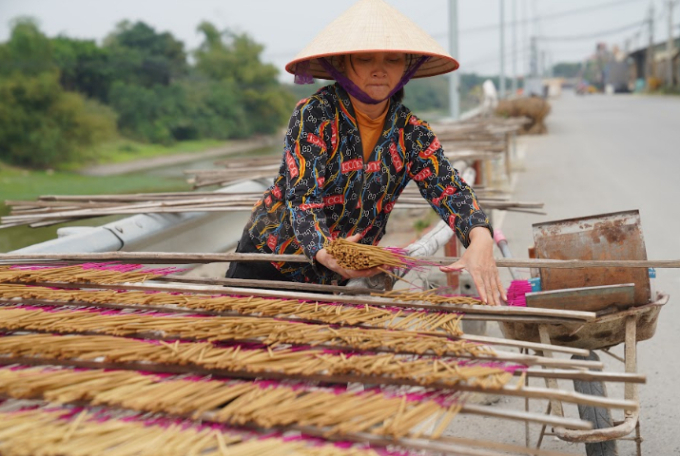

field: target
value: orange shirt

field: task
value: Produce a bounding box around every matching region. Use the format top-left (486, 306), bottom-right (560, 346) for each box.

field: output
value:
top-left (355, 102), bottom-right (389, 161)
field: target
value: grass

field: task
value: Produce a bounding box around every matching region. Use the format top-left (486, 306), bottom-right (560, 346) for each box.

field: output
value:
top-left (59, 137), bottom-right (229, 171)
top-left (0, 164), bottom-right (190, 202)
top-left (0, 163), bottom-right (191, 253)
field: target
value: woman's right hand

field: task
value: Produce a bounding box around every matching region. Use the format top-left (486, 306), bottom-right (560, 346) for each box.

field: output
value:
top-left (315, 234), bottom-right (383, 279)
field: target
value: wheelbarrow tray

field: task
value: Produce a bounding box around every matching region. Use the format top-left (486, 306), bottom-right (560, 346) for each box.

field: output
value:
top-left (500, 293), bottom-right (668, 350)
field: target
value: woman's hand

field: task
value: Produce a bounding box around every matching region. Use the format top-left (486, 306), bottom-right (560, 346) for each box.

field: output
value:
top-left (315, 234), bottom-right (384, 280)
top-left (439, 227), bottom-right (507, 305)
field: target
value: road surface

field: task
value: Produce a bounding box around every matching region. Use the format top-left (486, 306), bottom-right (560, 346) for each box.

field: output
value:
top-left (445, 91), bottom-right (680, 455)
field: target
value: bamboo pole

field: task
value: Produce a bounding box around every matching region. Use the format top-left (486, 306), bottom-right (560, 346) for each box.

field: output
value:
top-left (20, 280), bottom-right (596, 324)
top-left (2, 252), bottom-right (679, 269)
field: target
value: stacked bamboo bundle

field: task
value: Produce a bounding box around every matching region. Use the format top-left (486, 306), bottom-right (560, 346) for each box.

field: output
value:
top-left (0, 256), bottom-right (646, 456)
top-left (495, 98), bottom-right (552, 135)
top-left (1, 190), bottom-right (543, 229)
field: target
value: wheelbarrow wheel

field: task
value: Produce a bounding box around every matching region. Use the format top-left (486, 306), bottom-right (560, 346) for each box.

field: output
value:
top-left (571, 352), bottom-right (618, 456)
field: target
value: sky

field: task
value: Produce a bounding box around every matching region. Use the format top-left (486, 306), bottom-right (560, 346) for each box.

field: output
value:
top-left (1, 0), bottom-right (678, 83)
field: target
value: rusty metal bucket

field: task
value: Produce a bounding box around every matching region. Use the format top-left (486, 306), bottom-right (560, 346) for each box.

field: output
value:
top-left (532, 210), bottom-right (651, 306)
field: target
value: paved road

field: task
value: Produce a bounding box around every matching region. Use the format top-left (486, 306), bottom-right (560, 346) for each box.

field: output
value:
top-left (498, 92), bottom-right (680, 455)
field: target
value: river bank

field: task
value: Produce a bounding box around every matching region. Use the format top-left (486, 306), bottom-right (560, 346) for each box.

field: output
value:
top-left (80, 135), bottom-right (278, 176)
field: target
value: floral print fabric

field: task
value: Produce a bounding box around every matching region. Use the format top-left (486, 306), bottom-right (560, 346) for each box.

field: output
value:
top-left (246, 84), bottom-right (491, 284)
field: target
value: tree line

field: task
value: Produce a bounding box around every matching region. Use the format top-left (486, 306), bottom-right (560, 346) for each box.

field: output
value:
top-left (0, 18), bottom-right (293, 169)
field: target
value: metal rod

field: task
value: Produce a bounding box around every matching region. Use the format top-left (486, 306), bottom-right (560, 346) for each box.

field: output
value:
top-left (449, 0), bottom-right (460, 119)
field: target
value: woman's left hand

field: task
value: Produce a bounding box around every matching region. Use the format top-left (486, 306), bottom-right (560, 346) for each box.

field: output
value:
top-left (439, 227), bottom-right (507, 306)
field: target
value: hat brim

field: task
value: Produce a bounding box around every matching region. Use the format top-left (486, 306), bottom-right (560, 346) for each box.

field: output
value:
top-left (286, 50), bottom-right (459, 80)
top-left (285, 0), bottom-right (461, 81)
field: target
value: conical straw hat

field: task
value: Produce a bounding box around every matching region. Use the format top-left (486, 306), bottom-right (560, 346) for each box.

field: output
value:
top-left (285, 0), bottom-right (459, 80)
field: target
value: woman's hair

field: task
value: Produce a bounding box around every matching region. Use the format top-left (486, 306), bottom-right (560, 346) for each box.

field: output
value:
top-left (393, 88), bottom-right (405, 103)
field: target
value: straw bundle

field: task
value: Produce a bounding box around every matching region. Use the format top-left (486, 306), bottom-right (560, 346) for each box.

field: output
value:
top-left (0, 407), bottom-right (382, 456)
top-left (495, 98), bottom-right (551, 135)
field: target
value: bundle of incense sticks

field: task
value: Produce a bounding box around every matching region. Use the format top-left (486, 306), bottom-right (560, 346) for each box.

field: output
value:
top-left (0, 263), bottom-right (178, 284)
top-left (0, 306), bottom-right (485, 357)
top-left (0, 405), bottom-right (387, 456)
top-left (374, 289), bottom-right (484, 306)
top-left (0, 365), bottom-right (463, 439)
top-left (0, 261), bottom-right (641, 456)
top-left (0, 333), bottom-right (515, 389)
top-left (325, 239), bottom-right (428, 271)
top-left (0, 284), bottom-right (466, 336)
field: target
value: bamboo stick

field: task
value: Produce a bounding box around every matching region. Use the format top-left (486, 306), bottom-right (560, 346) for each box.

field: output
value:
top-left (155, 275), bottom-right (376, 295)
top-left (17, 280), bottom-right (596, 324)
top-left (0, 251), bottom-right (310, 264)
top-left (2, 252), bottom-right (679, 269)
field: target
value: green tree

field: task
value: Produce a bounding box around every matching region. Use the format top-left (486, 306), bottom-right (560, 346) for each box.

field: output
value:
top-left (552, 62), bottom-right (582, 78)
top-left (104, 21), bottom-right (188, 88)
top-left (403, 75), bottom-right (449, 113)
top-left (51, 37), bottom-right (113, 102)
top-left (0, 17), bottom-right (54, 76)
top-left (0, 19), bottom-right (116, 168)
top-left (0, 71), bottom-right (116, 168)
top-left (194, 22), bottom-right (292, 134)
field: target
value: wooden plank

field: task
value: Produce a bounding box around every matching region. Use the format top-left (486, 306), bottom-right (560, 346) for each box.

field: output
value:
top-left (525, 284), bottom-right (636, 312)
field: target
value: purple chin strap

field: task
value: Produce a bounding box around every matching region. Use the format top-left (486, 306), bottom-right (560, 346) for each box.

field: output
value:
top-left (295, 55), bottom-right (430, 105)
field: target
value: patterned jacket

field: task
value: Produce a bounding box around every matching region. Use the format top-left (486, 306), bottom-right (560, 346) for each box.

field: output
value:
top-left (247, 84), bottom-right (491, 284)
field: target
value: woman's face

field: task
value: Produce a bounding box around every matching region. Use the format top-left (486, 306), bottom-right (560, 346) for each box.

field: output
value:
top-left (342, 52), bottom-right (407, 100)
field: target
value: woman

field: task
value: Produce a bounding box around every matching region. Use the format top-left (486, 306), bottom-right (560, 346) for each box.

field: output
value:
top-left (227, 0), bottom-right (506, 305)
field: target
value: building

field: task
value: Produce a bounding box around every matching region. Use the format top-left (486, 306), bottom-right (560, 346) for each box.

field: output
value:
top-left (627, 37), bottom-right (680, 89)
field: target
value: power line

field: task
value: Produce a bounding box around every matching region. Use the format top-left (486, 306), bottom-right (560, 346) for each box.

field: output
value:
top-left (264, 0), bottom-right (648, 61)
top-left (431, 0), bottom-right (646, 38)
top-left (539, 20), bottom-right (647, 41)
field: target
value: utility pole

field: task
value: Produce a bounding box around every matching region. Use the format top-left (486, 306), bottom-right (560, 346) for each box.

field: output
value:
top-left (448, 0), bottom-right (460, 119)
top-left (668, 0), bottom-right (675, 87)
top-left (647, 3), bottom-right (655, 81)
top-left (522, 0), bottom-right (528, 82)
top-left (541, 50), bottom-right (547, 77)
top-left (499, 0), bottom-right (506, 98)
top-left (511, 0), bottom-right (518, 97)
top-left (530, 36), bottom-right (538, 77)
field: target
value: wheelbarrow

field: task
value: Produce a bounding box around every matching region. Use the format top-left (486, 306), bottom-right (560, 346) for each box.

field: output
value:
top-left (501, 292), bottom-right (667, 456)
top-left (498, 210), bottom-right (668, 456)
